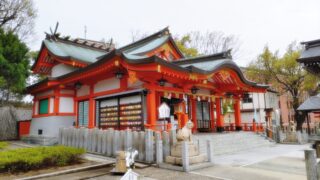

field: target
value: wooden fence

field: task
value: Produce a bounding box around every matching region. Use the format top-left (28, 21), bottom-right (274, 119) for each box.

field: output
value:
top-left (0, 106), bottom-right (18, 140)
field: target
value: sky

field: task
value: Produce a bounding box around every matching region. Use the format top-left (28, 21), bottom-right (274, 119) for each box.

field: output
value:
top-left (30, 0), bottom-right (320, 67)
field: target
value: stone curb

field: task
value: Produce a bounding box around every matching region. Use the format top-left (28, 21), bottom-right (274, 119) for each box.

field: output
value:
top-left (16, 162), bottom-right (114, 180)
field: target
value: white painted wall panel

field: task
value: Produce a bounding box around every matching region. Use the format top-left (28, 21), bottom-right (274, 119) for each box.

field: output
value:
top-left (51, 64), bottom-right (77, 77)
top-left (120, 95), bottom-right (141, 104)
top-left (36, 90), bottom-right (53, 98)
top-left (30, 116), bottom-right (75, 137)
top-left (34, 101), bottom-right (39, 115)
top-left (49, 97), bottom-right (54, 113)
top-left (59, 97), bottom-right (74, 113)
top-left (77, 85), bottom-right (89, 97)
top-left (127, 79), bottom-right (143, 88)
top-left (61, 89), bottom-right (74, 95)
top-left (198, 89), bottom-right (210, 95)
top-left (94, 78), bottom-right (120, 93)
top-left (100, 98), bottom-right (118, 107)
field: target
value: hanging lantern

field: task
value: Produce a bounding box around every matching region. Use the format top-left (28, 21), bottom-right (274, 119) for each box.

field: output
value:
top-left (157, 77), bottom-right (167, 86)
top-left (225, 92), bottom-right (233, 98)
top-left (190, 86), bottom-right (199, 94)
top-left (115, 70), bottom-right (124, 79)
top-left (243, 92), bottom-right (250, 99)
top-left (167, 93), bottom-right (172, 99)
top-left (74, 81), bottom-right (82, 90)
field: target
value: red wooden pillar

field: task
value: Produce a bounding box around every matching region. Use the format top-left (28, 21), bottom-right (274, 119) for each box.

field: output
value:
top-left (146, 88), bottom-right (157, 130)
top-left (88, 85), bottom-right (95, 128)
top-left (234, 98), bottom-right (242, 131)
top-left (191, 98), bottom-right (197, 133)
top-left (210, 101), bottom-right (215, 132)
top-left (216, 97), bottom-right (224, 132)
top-left (54, 88), bottom-right (60, 115)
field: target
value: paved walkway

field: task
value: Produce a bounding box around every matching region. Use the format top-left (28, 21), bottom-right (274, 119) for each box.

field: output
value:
top-left (191, 143), bottom-right (310, 180)
top-left (37, 143), bottom-right (310, 180)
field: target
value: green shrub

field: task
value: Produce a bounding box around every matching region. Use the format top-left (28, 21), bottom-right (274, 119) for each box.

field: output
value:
top-left (0, 142), bottom-right (8, 150)
top-left (0, 146), bottom-right (85, 173)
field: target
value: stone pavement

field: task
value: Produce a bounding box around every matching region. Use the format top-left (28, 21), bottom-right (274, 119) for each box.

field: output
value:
top-left (34, 143), bottom-right (310, 180)
top-left (191, 143), bottom-right (309, 180)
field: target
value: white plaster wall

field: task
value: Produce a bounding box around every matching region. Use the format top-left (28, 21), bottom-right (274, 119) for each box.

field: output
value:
top-left (59, 97), bottom-right (74, 113)
top-left (49, 97), bottom-right (54, 113)
top-left (241, 101), bottom-right (253, 109)
top-left (94, 77), bottom-right (119, 93)
top-left (258, 93), bottom-right (265, 108)
top-left (198, 89), bottom-right (210, 95)
top-left (30, 116), bottom-right (75, 137)
top-left (77, 85), bottom-right (89, 97)
top-left (127, 79), bottom-right (143, 88)
top-left (36, 90), bottom-right (53, 98)
top-left (100, 98), bottom-right (118, 107)
top-left (34, 101), bottom-right (39, 115)
top-left (51, 64), bottom-right (77, 78)
top-left (120, 95), bottom-right (141, 104)
top-left (61, 89), bottom-right (74, 95)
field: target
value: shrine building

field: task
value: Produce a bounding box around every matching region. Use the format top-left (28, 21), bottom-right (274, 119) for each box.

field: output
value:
top-left (27, 28), bottom-right (268, 138)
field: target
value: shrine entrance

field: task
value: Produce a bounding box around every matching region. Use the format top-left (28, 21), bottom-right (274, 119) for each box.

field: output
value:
top-left (196, 101), bottom-right (212, 132)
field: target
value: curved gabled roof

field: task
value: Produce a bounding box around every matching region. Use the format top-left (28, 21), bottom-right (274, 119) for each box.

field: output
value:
top-left (43, 39), bottom-right (107, 63)
top-left (118, 27), bottom-right (184, 58)
top-left (120, 50), bottom-right (268, 89)
top-left (29, 27), bottom-right (268, 92)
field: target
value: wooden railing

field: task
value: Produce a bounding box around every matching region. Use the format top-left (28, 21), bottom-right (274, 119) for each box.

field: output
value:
top-left (224, 122), bottom-right (264, 132)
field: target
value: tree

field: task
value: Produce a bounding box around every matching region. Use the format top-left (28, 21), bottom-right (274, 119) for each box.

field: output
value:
top-left (245, 43), bottom-right (319, 131)
top-left (0, 0), bottom-right (37, 39)
top-left (0, 28), bottom-right (30, 104)
top-left (174, 35), bottom-right (199, 57)
top-left (27, 51), bottom-right (46, 85)
top-left (130, 30), bottom-right (240, 58)
top-left (176, 31), bottom-right (241, 58)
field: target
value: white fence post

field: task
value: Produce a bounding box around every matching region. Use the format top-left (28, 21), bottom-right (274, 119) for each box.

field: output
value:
top-left (182, 141), bottom-right (189, 172)
top-left (305, 149), bottom-right (318, 180)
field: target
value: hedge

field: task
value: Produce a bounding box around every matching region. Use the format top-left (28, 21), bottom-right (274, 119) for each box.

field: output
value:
top-left (0, 142), bottom-right (8, 150)
top-left (0, 146), bottom-right (85, 172)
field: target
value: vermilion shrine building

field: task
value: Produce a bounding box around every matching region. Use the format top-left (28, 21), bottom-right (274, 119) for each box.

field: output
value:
top-left (27, 28), bottom-right (268, 138)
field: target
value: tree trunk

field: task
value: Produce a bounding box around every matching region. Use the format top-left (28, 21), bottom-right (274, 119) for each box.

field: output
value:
top-left (292, 96), bottom-right (303, 132)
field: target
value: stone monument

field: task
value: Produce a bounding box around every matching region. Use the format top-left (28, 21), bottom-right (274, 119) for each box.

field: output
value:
top-left (166, 120), bottom-right (206, 165)
top-left (111, 148), bottom-right (138, 175)
top-left (283, 120), bottom-right (298, 143)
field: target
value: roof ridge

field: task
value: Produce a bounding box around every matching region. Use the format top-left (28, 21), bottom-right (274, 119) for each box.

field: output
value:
top-left (118, 27), bottom-right (170, 52)
top-left (46, 35), bottom-right (115, 52)
top-left (173, 49), bottom-right (232, 65)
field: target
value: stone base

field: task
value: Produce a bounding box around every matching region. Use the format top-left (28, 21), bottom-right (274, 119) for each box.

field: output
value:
top-left (21, 135), bottom-right (58, 146)
top-left (217, 127), bottom-right (224, 132)
top-left (283, 132), bottom-right (298, 143)
top-left (165, 154), bottom-right (206, 165)
top-left (170, 142), bottom-right (199, 157)
top-left (236, 126), bottom-right (242, 131)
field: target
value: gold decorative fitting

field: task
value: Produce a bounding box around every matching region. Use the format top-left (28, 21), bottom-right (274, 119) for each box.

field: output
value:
top-left (203, 80), bottom-right (208, 84)
top-left (72, 61), bottom-right (75, 66)
top-left (157, 65), bottom-right (161, 72)
top-left (189, 74), bottom-right (198, 80)
top-left (219, 70), bottom-right (230, 81)
top-left (114, 60), bottom-right (119, 66)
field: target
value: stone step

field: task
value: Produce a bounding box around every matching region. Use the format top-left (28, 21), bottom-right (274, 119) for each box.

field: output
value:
top-left (193, 132), bottom-right (273, 155)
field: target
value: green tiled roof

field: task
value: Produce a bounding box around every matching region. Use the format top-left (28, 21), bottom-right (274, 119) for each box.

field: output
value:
top-left (44, 39), bottom-right (107, 63)
top-left (179, 59), bottom-right (231, 72)
top-left (123, 35), bottom-right (170, 55)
